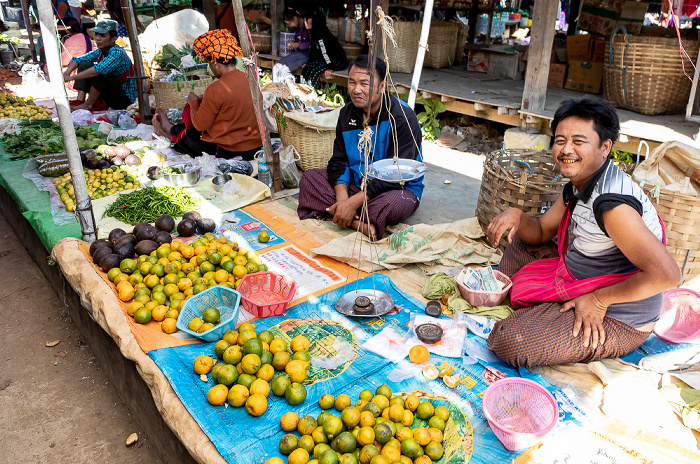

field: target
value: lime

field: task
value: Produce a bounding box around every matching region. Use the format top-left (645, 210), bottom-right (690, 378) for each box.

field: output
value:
top-left (134, 308), bottom-right (152, 324)
top-left (258, 230), bottom-right (270, 243)
top-left (202, 306), bottom-right (221, 324)
top-left (285, 382), bottom-right (307, 406)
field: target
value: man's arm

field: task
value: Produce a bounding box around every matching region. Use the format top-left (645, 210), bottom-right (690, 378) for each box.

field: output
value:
top-left (326, 112), bottom-right (363, 227)
top-left (486, 195), bottom-right (565, 247)
top-left (561, 204), bottom-right (681, 347)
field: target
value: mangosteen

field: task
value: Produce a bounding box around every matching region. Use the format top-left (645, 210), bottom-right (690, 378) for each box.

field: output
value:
top-left (115, 233), bottom-right (138, 248)
top-left (135, 225), bottom-right (158, 242)
top-left (182, 211), bottom-right (202, 222)
top-left (155, 214), bottom-right (175, 232)
top-left (85, 158), bottom-right (101, 169)
top-left (99, 254), bottom-right (122, 273)
top-left (147, 166), bottom-right (161, 180)
top-left (113, 241), bottom-right (135, 260)
top-left (135, 240), bottom-right (159, 256)
top-left (89, 238), bottom-right (111, 257)
top-left (176, 219), bottom-right (196, 237)
top-left (196, 218), bottom-right (216, 234)
top-left (108, 228), bottom-right (126, 244)
top-left (92, 246), bottom-right (114, 266)
top-left (96, 159), bottom-right (111, 169)
top-left (154, 231), bottom-right (173, 245)
top-left (132, 222), bottom-right (150, 235)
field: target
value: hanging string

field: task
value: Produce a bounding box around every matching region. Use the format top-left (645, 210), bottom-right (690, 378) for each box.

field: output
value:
top-left (667, 0), bottom-right (698, 86)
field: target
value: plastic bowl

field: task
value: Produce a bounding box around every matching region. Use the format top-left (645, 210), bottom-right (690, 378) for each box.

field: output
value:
top-left (653, 288), bottom-right (700, 344)
top-left (238, 272), bottom-right (297, 318)
top-left (482, 378), bottom-right (559, 451)
top-left (175, 285), bottom-right (241, 342)
top-left (455, 268), bottom-right (512, 307)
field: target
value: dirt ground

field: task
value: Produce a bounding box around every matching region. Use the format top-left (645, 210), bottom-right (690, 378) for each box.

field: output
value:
top-left (0, 213), bottom-right (162, 463)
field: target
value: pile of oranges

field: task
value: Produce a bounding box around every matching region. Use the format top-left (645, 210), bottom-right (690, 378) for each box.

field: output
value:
top-left (103, 232), bottom-right (268, 334)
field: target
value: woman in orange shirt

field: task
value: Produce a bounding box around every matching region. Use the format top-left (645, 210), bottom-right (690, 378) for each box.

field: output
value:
top-left (152, 30), bottom-right (262, 160)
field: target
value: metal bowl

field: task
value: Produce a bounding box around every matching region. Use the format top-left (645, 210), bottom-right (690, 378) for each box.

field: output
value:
top-left (161, 164), bottom-right (201, 187)
top-left (212, 174), bottom-right (232, 192)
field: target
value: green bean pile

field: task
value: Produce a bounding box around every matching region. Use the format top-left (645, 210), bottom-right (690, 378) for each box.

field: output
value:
top-left (103, 186), bottom-right (200, 224)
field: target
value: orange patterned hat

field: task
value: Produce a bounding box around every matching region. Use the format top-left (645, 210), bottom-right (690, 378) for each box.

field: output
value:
top-left (193, 29), bottom-right (243, 62)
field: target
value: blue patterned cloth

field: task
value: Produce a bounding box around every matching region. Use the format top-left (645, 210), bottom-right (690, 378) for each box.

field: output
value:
top-left (71, 45), bottom-right (137, 103)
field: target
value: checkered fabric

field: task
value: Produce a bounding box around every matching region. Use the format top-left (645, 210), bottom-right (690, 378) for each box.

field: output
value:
top-left (194, 29), bottom-right (242, 62)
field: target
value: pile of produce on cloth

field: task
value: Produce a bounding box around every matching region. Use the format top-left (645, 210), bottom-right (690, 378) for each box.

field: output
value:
top-left (90, 216), bottom-right (270, 335)
top-left (195, 329), bottom-right (311, 417)
top-left (0, 94), bottom-right (52, 119)
top-left (2, 120), bottom-right (107, 159)
top-left (53, 166), bottom-right (141, 211)
top-left (102, 186), bottom-right (200, 224)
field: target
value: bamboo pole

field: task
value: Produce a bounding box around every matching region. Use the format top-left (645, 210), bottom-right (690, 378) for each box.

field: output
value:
top-left (231, 0), bottom-right (281, 192)
top-left (36, 0), bottom-right (97, 243)
top-left (407, 0), bottom-right (434, 109)
top-left (21, 0), bottom-right (37, 62)
top-left (122, 0), bottom-right (151, 123)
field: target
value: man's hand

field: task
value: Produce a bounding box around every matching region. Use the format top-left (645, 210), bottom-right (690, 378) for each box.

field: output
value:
top-left (63, 71), bottom-right (73, 82)
top-left (486, 208), bottom-right (523, 247)
top-left (324, 69), bottom-right (332, 78)
top-left (186, 92), bottom-right (200, 105)
top-left (561, 293), bottom-right (608, 348)
top-left (327, 198), bottom-right (359, 228)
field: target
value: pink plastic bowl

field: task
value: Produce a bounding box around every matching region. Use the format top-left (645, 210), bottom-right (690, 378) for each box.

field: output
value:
top-left (482, 378), bottom-right (559, 451)
top-left (653, 288), bottom-right (700, 344)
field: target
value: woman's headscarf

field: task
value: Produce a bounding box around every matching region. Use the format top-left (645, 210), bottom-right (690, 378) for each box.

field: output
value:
top-left (193, 29), bottom-right (242, 62)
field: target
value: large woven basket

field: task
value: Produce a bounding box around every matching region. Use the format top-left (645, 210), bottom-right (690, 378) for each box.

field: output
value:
top-left (279, 116), bottom-right (336, 171)
top-left (424, 22), bottom-right (459, 69)
top-left (606, 32), bottom-right (698, 115)
top-left (455, 22), bottom-right (470, 65)
top-left (385, 19), bottom-right (421, 73)
top-left (641, 185), bottom-right (700, 280)
top-left (251, 32), bottom-right (271, 54)
top-left (476, 149), bottom-right (566, 249)
top-left (341, 42), bottom-right (363, 64)
top-left (153, 76), bottom-right (213, 110)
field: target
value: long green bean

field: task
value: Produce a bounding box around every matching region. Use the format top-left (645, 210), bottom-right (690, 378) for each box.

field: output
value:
top-left (103, 186), bottom-right (200, 224)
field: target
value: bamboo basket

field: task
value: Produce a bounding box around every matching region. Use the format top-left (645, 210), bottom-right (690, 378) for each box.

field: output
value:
top-left (341, 42), bottom-right (363, 64)
top-left (384, 19), bottom-right (421, 73)
top-left (454, 22), bottom-right (470, 65)
top-left (153, 76), bottom-right (213, 110)
top-left (607, 32), bottom-right (698, 115)
top-left (640, 185), bottom-right (700, 280)
top-left (279, 116), bottom-right (336, 171)
top-left (476, 149), bottom-right (566, 249)
top-left (251, 32), bottom-right (271, 54)
top-left (424, 22), bottom-right (459, 69)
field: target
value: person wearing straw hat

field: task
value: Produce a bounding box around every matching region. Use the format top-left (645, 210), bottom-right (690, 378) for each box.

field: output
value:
top-left (297, 55), bottom-right (423, 241)
top-left (151, 29), bottom-right (261, 161)
top-left (63, 19), bottom-right (136, 111)
top-left (485, 96), bottom-right (681, 367)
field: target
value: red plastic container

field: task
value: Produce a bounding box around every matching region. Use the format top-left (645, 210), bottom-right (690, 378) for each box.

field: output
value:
top-left (455, 268), bottom-right (512, 307)
top-left (653, 288), bottom-right (700, 344)
top-left (238, 272), bottom-right (297, 318)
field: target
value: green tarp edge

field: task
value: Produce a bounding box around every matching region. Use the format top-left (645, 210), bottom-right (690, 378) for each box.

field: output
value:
top-left (0, 141), bottom-right (82, 252)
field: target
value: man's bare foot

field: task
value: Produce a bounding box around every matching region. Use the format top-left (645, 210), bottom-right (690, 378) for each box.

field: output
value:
top-left (155, 107), bottom-right (174, 136)
top-left (351, 218), bottom-right (377, 241)
top-left (151, 109), bottom-right (165, 136)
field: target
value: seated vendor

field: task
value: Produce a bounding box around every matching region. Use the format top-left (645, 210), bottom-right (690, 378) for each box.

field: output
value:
top-left (63, 20), bottom-right (136, 111)
top-left (151, 29), bottom-right (263, 160)
top-left (485, 97), bottom-right (680, 368)
top-left (297, 55), bottom-right (423, 240)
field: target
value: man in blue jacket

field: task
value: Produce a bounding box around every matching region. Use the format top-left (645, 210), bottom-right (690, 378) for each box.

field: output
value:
top-left (297, 55), bottom-right (424, 240)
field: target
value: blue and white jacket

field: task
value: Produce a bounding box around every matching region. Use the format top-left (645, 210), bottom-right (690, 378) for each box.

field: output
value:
top-left (327, 93), bottom-right (424, 200)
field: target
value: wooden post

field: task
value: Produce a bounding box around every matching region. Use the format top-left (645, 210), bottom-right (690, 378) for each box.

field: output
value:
top-left (271, 0), bottom-right (282, 56)
top-left (231, 0), bottom-right (282, 192)
top-left (36, 0), bottom-right (97, 242)
top-left (407, 0), bottom-right (434, 109)
top-left (20, 0), bottom-right (37, 62)
top-left (520, 0), bottom-right (558, 127)
top-left (122, 0), bottom-right (151, 123)
top-left (203, 0), bottom-right (216, 31)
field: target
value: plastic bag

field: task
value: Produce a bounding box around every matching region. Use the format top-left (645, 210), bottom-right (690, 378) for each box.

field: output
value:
top-left (311, 339), bottom-right (354, 369)
top-left (151, 134), bottom-right (173, 150)
top-left (117, 113), bottom-right (137, 130)
top-left (218, 158), bottom-right (253, 176)
top-left (361, 326), bottom-right (412, 363)
top-left (71, 109), bottom-right (95, 126)
top-left (221, 178), bottom-right (242, 196)
top-left (193, 153), bottom-right (219, 177)
top-left (22, 159), bottom-right (75, 226)
top-left (105, 110), bottom-right (127, 125)
top-left (405, 313), bottom-right (468, 358)
top-left (139, 9), bottom-right (209, 50)
top-left (278, 145), bottom-right (302, 189)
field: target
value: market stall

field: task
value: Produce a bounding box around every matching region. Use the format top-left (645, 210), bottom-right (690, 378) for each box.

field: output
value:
top-left (1, 1), bottom-right (700, 463)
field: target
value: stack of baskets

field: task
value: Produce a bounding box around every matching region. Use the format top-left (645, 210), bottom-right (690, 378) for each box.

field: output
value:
top-left (153, 74), bottom-right (213, 110)
top-left (251, 32), bottom-right (272, 54)
top-left (384, 19), bottom-right (421, 73)
top-left (454, 21), bottom-right (470, 65)
top-left (476, 149), bottom-right (566, 249)
top-left (424, 21), bottom-right (460, 69)
top-left (604, 29), bottom-right (699, 115)
top-left (384, 19), bottom-right (460, 72)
